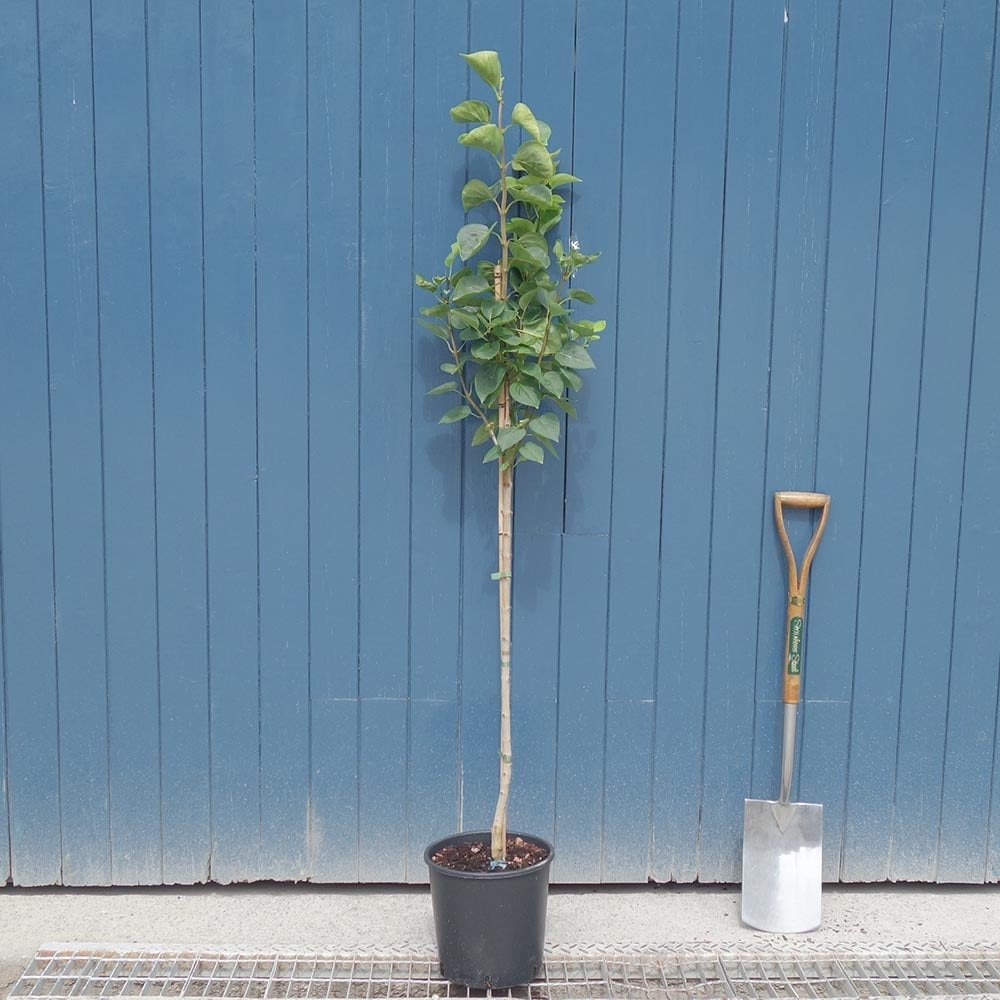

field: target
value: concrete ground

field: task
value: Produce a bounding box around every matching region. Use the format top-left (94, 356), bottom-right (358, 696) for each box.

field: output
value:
top-left (1, 883), bottom-right (998, 997)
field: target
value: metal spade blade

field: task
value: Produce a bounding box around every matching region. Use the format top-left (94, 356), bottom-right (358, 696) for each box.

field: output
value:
top-left (742, 789), bottom-right (823, 932)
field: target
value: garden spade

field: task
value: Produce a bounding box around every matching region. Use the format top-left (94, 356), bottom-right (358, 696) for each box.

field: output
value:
top-left (742, 490), bottom-right (831, 934)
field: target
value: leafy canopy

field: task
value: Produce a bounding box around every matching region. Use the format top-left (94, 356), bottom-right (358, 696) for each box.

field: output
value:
top-left (415, 50), bottom-right (602, 468)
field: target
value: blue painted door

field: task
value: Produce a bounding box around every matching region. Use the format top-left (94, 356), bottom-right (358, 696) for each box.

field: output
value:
top-left (1, 0), bottom-right (998, 886)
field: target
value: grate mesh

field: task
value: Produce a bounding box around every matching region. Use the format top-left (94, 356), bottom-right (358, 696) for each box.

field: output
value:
top-left (11, 945), bottom-right (1000, 1000)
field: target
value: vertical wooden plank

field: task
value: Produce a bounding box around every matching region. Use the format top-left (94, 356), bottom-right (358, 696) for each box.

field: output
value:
top-left (890, 0), bottom-right (995, 882)
top-left (554, 534), bottom-right (609, 880)
top-left (807, 0), bottom-right (892, 883)
top-left (514, 0), bottom-right (576, 849)
top-left (407, 0), bottom-right (467, 881)
top-left (651, 0), bottom-right (731, 884)
top-left (984, 117), bottom-right (1000, 884)
top-left (202, 0), bottom-right (261, 884)
top-left (697, 0), bottom-right (785, 884)
top-left (37, 0), bottom-right (112, 886)
top-left (943, 22), bottom-right (1000, 884)
top-left (553, 0), bottom-right (625, 884)
top-left (255, 0), bottom-right (310, 881)
top-left (357, 0), bottom-right (414, 881)
top-left (91, 0), bottom-right (161, 886)
top-left (841, 0), bottom-right (945, 882)
top-left (147, 0), bottom-right (212, 885)
top-left (459, 1), bottom-right (522, 838)
top-left (749, 0), bottom-right (839, 832)
top-left (307, 0), bottom-right (362, 884)
top-left (0, 0), bottom-right (62, 888)
top-left (595, 0), bottom-right (668, 884)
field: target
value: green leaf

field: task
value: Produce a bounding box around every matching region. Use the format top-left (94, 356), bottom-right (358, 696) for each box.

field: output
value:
top-left (482, 444), bottom-right (501, 463)
top-left (450, 99), bottom-right (491, 123)
top-left (512, 140), bottom-right (554, 179)
top-left (456, 223), bottom-right (493, 261)
top-left (444, 242), bottom-right (461, 267)
top-left (461, 179), bottom-right (494, 211)
top-left (538, 435), bottom-right (559, 458)
top-left (572, 319), bottom-right (607, 337)
top-left (452, 274), bottom-right (490, 302)
top-left (416, 317), bottom-right (450, 340)
top-left (549, 172), bottom-right (581, 187)
top-left (553, 396), bottom-right (578, 418)
top-left (507, 217), bottom-right (536, 236)
top-left (555, 343), bottom-right (596, 369)
top-left (481, 299), bottom-right (506, 320)
top-left (519, 441), bottom-right (545, 464)
top-left (535, 120), bottom-right (552, 145)
top-left (427, 381), bottom-right (458, 396)
top-left (560, 368), bottom-right (583, 392)
top-left (460, 50), bottom-right (503, 94)
top-left (415, 273), bottom-right (436, 291)
top-left (540, 371), bottom-right (564, 396)
top-left (509, 381), bottom-right (541, 408)
top-left (471, 422), bottom-right (493, 446)
top-left (441, 362), bottom-right (460, 374)
top-left (470, 340), bottom-right (499, 360)
top-left (497, 426), bottom-right (526, 451)
top-left (492, 325), bottom-right (519, 345)
top-left (511, 102), bottom-right (542, 141)
top-left (569, 288), bottom-right (596, 304)
top-left (440, 405), bottom-right (472, 424)
top-left (515, 184), bottom-right (553, 210)
top-left (510, 235), bottom-right (550, 270)
top-left (529, 413), bottom-right (561, 442)
top-left (474, 362), bottom-right (505, 402)
top-left (458, 124), bottom-right (503, 157)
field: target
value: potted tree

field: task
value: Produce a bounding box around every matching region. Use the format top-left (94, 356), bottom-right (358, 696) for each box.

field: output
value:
top-left (416, 50), bottom-right (602, 990)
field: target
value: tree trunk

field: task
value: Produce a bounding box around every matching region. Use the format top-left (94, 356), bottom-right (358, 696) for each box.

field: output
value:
top-left (490, 381), bottom-right (513, 863)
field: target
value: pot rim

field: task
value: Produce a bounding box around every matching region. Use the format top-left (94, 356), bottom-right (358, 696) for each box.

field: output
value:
top-left (424, 830), bottom-right (555, 880)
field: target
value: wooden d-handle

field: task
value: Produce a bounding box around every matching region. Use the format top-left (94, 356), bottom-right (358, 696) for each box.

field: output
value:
top-left (775, 491), bottom-right (830, 509)
top-left (774, 491), bottom-right (830, 705)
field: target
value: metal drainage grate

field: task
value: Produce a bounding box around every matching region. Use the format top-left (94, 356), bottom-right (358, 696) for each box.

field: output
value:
top-left (11, 945), bottom-right (1000, 1000)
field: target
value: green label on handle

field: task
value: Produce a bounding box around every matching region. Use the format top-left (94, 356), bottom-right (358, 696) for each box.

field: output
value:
top-left (787, 616), bottom-right (803, 676)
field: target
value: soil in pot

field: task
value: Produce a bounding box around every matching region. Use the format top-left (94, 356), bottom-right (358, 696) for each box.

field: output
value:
top-left (430, 834), bottom-right (549, 872)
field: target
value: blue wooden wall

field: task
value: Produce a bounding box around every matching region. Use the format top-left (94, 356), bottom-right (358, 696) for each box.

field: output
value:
top-left (0, 0), bottom-right (998, 886)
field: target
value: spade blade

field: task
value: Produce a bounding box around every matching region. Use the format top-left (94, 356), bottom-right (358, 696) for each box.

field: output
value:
top-left (741, 797), bottom-right (822, 933)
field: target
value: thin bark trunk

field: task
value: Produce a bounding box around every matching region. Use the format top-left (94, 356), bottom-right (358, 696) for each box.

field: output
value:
top-left (490, 93), bottom-right (513, 865)
top-left (491, 383), bottom-right (513, 862)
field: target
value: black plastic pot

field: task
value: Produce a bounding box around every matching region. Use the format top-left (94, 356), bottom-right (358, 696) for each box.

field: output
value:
top-left (425, 830), bottom-right (554, 990)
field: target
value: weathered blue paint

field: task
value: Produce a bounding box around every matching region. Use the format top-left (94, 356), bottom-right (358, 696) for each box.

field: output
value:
top-left (1, 0), bottom-right (998, 887)
top-left (306, 0), bottom-right (362, 884)
top-left (202, 0), bottom-right (262, 885)
top-left (890, 0), bottom-right (995, 882)
top-left (842, 0), bottom-right (947, 883)
top-left (37, 0), bottom-right (113, 887)
top-left (0, 0), bottom-right (63, 888)
top-left (256, 0), bottom-right (311, 882)
top-left (92, 0), bottom-right (162, 886)
top-left (407, 0), bottom-right (466, 881)
top-left (697, 0), bottom-right (784, 885)
top-left (147, 0), bottom-right (212, 887)
top-left (653, 0), bottom-right (731, 884)
top-left (806, 0), bottom-right (891, 885)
